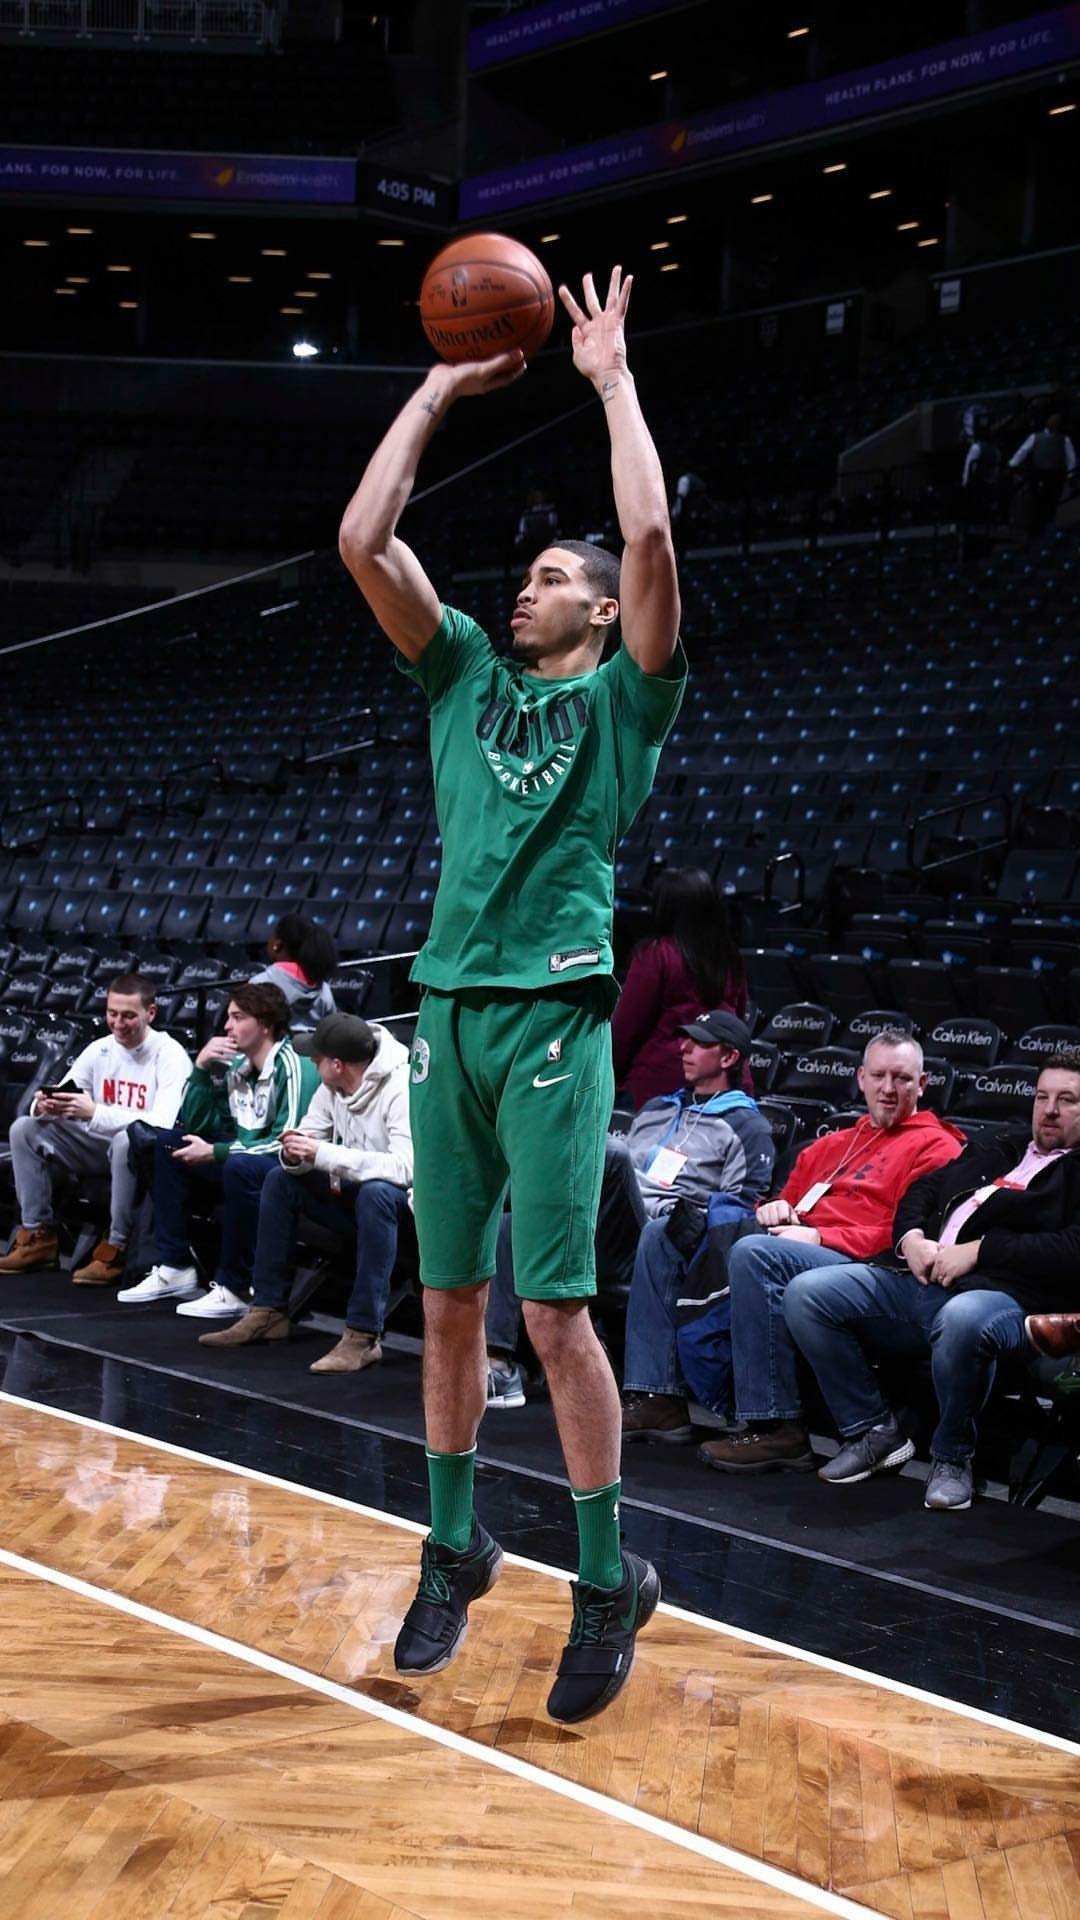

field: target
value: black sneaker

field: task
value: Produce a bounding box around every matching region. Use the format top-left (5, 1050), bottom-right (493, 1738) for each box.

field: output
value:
top-left (393, 1522), bottom-right (504, 1675)
top-left (546, 1549), bottom-right (660, 1724)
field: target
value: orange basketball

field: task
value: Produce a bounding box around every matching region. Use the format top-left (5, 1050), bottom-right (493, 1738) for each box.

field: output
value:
top-left (419, 232), bottom-right (555, 364)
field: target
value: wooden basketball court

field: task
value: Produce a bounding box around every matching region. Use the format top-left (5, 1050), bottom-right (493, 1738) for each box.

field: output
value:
top-left (2, 1391), bottom-right (1078, 1919)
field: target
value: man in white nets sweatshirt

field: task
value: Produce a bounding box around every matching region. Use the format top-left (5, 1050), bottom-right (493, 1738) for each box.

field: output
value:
top-left (0, 972), bottom-right (191, 1284)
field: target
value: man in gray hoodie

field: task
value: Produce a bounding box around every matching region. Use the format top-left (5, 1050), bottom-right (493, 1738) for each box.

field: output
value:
top-left (198, 1012), bottom-right (413, 1372)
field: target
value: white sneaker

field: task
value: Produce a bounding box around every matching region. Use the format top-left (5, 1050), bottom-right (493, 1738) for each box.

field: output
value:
top-left (175, 1283), bottom-right (248, 1319)
top-left (117, 1265), bottom-right (200, 1304)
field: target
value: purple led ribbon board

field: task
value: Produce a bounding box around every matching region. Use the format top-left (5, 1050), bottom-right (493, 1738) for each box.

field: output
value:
top-left (0, 148), bottom-right (357, 205)
top-left (460, 5), bottom-right (1080, 218)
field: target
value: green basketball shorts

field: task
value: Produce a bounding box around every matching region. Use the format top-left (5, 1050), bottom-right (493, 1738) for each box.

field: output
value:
top-left (408, 982), bottom-right (614, 1302)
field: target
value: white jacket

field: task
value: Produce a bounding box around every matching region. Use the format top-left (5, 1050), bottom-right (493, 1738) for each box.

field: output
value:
top-left (282, 1024), bottom-right (412, 1192)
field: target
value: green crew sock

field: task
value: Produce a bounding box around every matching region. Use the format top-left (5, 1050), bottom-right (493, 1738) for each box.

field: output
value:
top-left (426, 1445), bottom-right (477, 1553)
top-left (571, 1478), bottom-right (623, 1589)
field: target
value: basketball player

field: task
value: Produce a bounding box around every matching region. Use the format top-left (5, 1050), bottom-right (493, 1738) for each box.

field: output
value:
top-left (338, 266), bottom-right (685, 1722)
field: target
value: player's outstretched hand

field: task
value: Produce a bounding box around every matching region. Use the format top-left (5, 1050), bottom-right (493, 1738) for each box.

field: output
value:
top-left (440, 349), bottom-right (527, 399)
top-left (559, 266), bottom-right (632, 387)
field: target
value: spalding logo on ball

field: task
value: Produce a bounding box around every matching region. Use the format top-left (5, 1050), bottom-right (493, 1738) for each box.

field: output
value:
top-left (419, 233), bottom-right (555, 364)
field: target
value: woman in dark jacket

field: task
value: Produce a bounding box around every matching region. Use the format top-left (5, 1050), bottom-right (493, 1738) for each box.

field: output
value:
top-left (612, 868), bottom-right (751, 1107)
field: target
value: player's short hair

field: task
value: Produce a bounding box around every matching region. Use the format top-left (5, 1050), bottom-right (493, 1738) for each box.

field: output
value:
top-left (228, 981), bottom-right (291, 1040)
top-left (549, 540), bottom-right (621, 612)
top-left (106, 972), bottom-right (157, 1007)
top-left (863, 1028), bottom-right (923, 1069)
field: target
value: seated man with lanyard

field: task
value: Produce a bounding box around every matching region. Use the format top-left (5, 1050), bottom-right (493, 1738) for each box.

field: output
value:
top-left (484, 1010), bottom-right (773, 1409)
top-left (699, 1030), bottom-right (965, 1475)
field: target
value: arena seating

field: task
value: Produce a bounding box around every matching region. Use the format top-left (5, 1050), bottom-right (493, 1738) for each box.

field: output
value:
top-left (0, 39), bottom-right (399, 157)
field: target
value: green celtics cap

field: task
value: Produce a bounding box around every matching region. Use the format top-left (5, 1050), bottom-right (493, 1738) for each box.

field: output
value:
top-left (294, 1014), bottom-right (377, 1063)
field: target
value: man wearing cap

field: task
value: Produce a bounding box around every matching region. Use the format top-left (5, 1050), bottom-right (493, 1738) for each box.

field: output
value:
top-left (617, 1010), bottom-right (776, 1439)
top-left (199, 1013), bottom-right (413, 1373)
top-left (486, 1010), bottom-right (772, 1404)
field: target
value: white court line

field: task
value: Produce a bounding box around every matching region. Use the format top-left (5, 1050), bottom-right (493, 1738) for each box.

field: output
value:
top-left (3, 1389), bottom-right (1079, 1759)
top-left (0, 1541), bottom-right (882, 1920)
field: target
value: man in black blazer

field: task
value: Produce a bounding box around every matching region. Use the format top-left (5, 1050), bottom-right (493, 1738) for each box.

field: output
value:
top-left (782, 1050), bottom-right (1080, 1511)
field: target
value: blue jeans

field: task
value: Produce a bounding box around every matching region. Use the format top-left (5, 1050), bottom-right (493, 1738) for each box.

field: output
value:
top-left (251, 1165), bottom-right (409, 1335)
top-left (150, 1127), bottom-right (274, 1295)
top-left (622, 1218), bottom-right (688, 1396)
top-left (727, 1234), bottom-right (859, 1421)
top-left (783, 1264), bottom-right (1028, 1465)
top-left (485, 1136), bottom-right (648, 1354)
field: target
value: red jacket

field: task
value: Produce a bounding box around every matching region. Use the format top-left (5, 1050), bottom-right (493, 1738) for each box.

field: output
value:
top-left (613, 936), bottom-right (751, 1107)
top-left (778, 1111), bottom-right (966, 1262)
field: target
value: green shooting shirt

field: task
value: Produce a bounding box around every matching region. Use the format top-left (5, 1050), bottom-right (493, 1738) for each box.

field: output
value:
top-left (399, 605), bottom-right (687, 994)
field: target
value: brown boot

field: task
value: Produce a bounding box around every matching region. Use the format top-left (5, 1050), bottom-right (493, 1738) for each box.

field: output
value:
top-left (73, 1241), bottom-right (127, 1286)
top-left (198, 1307), bottom-right (291, 1348)
top-left (309, 1329), bottom-right (382, 1374)
top-left (0, 1226), bottom-right (59, 1273)
top-left (699, 1420), bottom-right (815, 1474)
top-left (621, 1393), bottom-right (693, 1443)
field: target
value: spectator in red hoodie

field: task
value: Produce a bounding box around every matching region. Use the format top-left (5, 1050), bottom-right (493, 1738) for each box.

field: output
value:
top-left (613, 868), bottom-right (750, 1106)
top-left (699, 1030), bottom-right (965, 1474)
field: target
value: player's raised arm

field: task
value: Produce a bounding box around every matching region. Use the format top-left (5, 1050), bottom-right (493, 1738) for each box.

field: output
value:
top-left (338, 351), bottom-right (525, 662)
top-left (559, 267), bottom-right (680, 676)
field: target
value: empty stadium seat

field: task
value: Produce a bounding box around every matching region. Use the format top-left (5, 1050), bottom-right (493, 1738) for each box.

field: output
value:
top-left (924, 1015), bottom-right (1004, 1067)
top-left (957, 1060), bottom-right (1040, 1120)
top-left (759, 1001), bottom-right (835, 1049)
top-left (747, 1037), bottom-right (781, 1094)
top-left (1011, 1023), bottom-right (1080, 1065)
top-left (836, 1008), bottom-right (914, 1051)
top-left (776, 1046), bottom-right (861, 1109)
top-left (920, 1056), bottom-right (957, 1115)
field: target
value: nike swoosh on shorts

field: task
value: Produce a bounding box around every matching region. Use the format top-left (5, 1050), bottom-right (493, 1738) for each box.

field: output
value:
top-left (532, 1071), bottom-right (572, 1088)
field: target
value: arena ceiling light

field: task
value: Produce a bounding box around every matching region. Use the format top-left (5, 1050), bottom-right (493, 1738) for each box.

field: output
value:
top-left (869, 189), bottom-right (892, 199)
top-left (751, 193), bottom-right (774, 204)
top-left (1049, 101), bottom-right (1076, 114)
top-left (227, 275), bottom-right (253, 284)
top-left (660, 261), bottom-right (680, 272)
top-left (118, 300), bottom-right (138, 310)
top-left (788, 27), bottom-right (810, 38)
top-left (292, 340), bottom-right (319, 359)
top-left (666, 214), bottom-right (687, 224)
top-left (377, 237), bottom-right (406, 247)
top-left (65, 275), bottom-right (89, 284)
top-left (66, 226), bottom-right (93, 235)
top-left (280, 305), bottom-right (302, 314)
top-left (306, 271), bottom-right (332, 279)
top-left (23, 238), bottom-right (49, 247)
top-left (540, 233), bottom-right (560, 243)
top-left (917, 236), bottom-right (941, 247)
top-left (649, 69), bottom-right (668, 80)
top-left (54, 286), bottom-right (76, 295)
top-left (823, 162), bottom-right (846, 174)
top-left (293, 289), bottom-right (318, 298)
top-left (650, 240), bottom-right (670, 250)
top-left (261, 247), bottom-right (287, 257)
top-left (897, 220), bottom-right (920, 231)
top-left (188, 230), bottom-right (217, 240)
top-left (106, 264), bottom-right (133, 272)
